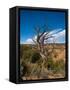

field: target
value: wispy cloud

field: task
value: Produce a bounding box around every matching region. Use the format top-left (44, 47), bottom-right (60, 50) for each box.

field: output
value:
top-left (22, 29), bottom-right (65, 44)
top-left (46, 29), bottom-right (65, 43)
top-left (23, 38), bottom-right (34, 44)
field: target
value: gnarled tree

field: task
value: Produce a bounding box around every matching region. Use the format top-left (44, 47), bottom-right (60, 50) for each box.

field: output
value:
top-left (32, 25), bottom-right (55, 61)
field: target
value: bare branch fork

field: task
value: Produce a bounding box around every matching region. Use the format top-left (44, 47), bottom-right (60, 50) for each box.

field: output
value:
top-left (32, 25), bottom-right (55, 61)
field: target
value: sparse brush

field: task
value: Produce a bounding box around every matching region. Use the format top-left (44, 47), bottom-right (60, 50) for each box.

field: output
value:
top-left (47, 57), bottom-right (54, 70)
top-left (53, 59), bottom-right (65, 73)
top-left (20, 44), bottom-right (65, 79)
top-left (31, 51), bottom-right (41, 63)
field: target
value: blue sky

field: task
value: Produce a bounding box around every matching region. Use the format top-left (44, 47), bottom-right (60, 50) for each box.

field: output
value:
top-left (20, 9), bottom-right (65, 44)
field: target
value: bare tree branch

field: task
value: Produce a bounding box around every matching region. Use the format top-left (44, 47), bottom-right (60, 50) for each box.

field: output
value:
top-left (32, 38), bottom-right (37, 44)
top-left (44, 36), bottom-right (54, 40)
top-left (39, 30), bottom-right (46, 38)
top-left (44, 32), bottom-right (50, 37)
top-left (33, 25), bottom-right (56, 61)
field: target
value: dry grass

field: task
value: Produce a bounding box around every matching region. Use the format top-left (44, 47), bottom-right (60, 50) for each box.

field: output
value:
top-left (20, 44), bottom-right (65, 80)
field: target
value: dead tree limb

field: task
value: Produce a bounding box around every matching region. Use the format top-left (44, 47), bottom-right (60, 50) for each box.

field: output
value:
top-left (33, 25), bottom-right (55, 61)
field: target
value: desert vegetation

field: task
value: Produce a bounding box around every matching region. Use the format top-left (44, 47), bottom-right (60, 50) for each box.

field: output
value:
top-left (20, 25), bottom-right (66, 80)
top-left (20, 44), bottom-right (65, 80)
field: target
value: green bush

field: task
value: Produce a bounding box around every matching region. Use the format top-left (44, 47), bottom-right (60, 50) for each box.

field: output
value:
top-left (23, 50), bottom-right (31, 60)
top-left (20, 45), bottom-right (33, 63)
top-left (20, 62), bottom-right (28, 76)
top-left (31, 52), bottom-right (41, 63)
top-left (47, 58), bottom-right (65, 74)
top-left (47, 58), bottom-right (54, 70)
top-left (53, 60), bottom-right (65, 73)
top-left (20, 45), bottom-right (31, 58)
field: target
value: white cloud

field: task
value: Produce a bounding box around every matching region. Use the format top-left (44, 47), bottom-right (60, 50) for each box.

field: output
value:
top-left (22, 35), bottom-right (37, 44)
top-left (53, 29), bottom-right (65, 37)
top-left (47, 29), bottom-right (65, 43)
top-left (24, 38), bottom-right (34, 44)
top-left (48, 28), bottom-right (62, 36)
top-left (34, 35), bottom-right (37, 40)
top-left (22, 29), bottom-right (65, 44)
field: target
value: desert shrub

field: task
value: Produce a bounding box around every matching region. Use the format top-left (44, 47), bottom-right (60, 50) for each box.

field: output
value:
top-left (29, 64), bottom-right (40, 76)
top-left (31, 52), bottom-right (41, 63)
top-left (23, 50), bottom-right (31, 60)
top-left (20, 45), bottom-right (34, 63)
top-left (47, 58), bottom-right (54, 70)
top-left (23, 45), bottom-right (32, 50)
top-left (20, 61), bottom-right (28, 77)
top-left (47, 58), bottom-right (65, 74)
top-left (53, 60), bottom-right (65, 73)
top-left (20, 45), bottom-right (32, 58)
